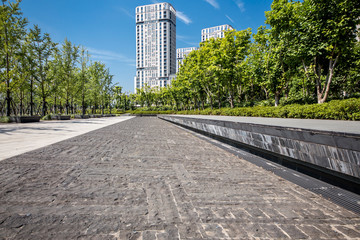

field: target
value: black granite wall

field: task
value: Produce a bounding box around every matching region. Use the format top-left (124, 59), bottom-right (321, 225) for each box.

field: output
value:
top-left (159, 115), bottom-right (360, 180)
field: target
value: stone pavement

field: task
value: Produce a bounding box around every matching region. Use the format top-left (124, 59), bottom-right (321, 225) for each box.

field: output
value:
top-left (0, 116), bottom-right (134, 161)
top-left (0, 117), bottom-right (360, 239)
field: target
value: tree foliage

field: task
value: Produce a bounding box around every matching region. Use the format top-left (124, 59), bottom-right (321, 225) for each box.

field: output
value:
top-left (132, 0), bottom-right (359, 109)
top-left (0, 0), bottom-right (122, 117)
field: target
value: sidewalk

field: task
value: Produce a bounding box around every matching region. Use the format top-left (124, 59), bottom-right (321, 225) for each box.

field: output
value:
top-left (0, 116), bottom-right (134, 161)
top-left (1, 117), bottom-right (359, 239)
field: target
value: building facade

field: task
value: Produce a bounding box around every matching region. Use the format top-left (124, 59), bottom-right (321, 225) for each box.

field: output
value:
top-left (134, 2), bottom-right (176, 92)
top-left (176, 47), bottom-right (198, 73)
top-left (201, 24), bottom-right (233, 42)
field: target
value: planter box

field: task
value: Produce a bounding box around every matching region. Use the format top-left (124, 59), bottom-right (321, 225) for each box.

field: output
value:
top-left (131, 114), bottom-right (158, 117)
top-left (51, 115), bottom-right (71, 120)
top-left (10, 116), bottom-right (41, 123)
top-left (74, 115), bottom-right (90, 119)
top-left (89, 114), bottom-right (102, 118)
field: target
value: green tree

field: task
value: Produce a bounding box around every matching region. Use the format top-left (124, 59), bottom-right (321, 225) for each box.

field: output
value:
top-left (296, 0), bottom-right (360, 103)
top-left (59, 38), bottom-right (79, 114)
top-left (78, 47), bottom-right (90, 115)
top-left (47, 49), bottom-right (64, 114)
top-left (101, 68), bottom-right (113, 114)
top-left (113, 85), bottom-right (123, 109)
top-left (0, 0), bottom-right (27, 116)
top-left (13, 37), bottom-right (32, 115)
top-left (216, 29), bottom-right (251, 108)
top-left (136, 84), bottom-right (154, 107)
top-left (27, 25), bottom-right (56, 116)
top-left (88, 61), bottom-right (105, 114)
top-left (265, 0), bottom-right (300, 106)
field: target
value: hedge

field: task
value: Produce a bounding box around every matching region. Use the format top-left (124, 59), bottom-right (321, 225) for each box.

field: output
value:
top-left (128, 98), bottom-right (360, 120)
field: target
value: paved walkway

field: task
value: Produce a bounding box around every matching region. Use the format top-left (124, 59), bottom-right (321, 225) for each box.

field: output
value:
top-left (0, 116), bottom-right (134, 161)
top-left (1, 117), bottom-right (360, 239)
top-left (172, 115), bottom-right (360, 134)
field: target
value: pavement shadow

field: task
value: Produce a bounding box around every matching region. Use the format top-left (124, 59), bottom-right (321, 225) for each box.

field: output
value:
top-left (0, 126), bottom-right (73, 135)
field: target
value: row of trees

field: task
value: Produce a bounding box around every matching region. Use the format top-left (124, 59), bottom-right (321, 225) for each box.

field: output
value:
top-left (135, 0), bottom-right (359, 110)
top-left (1, 0), bottom-right (124, 117)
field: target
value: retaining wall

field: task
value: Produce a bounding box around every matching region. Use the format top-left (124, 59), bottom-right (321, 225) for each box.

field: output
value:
top-left (159, 115), bottom-right (360, 182)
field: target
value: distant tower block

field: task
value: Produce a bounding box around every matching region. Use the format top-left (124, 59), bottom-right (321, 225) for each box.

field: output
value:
top-left (134, 2), bottom-right (176, 92)
top-left (201, 24), bottom-right (234, 42)
top-left (176, 47), bottom-right (198, 73)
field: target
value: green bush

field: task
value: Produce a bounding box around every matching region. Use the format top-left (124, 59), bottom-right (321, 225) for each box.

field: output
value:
top-left (41, 114), bottom-right (52, 120)
top-left (127, 98), bottom-right (360, 120)
top-left (0, 116), bottom-right (11, 123)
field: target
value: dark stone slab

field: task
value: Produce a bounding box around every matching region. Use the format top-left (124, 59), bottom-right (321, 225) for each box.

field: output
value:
top-left (89, 114), bottom-right (102, 118)
top-left (10, 116), bottom-right (41, 123)
top-left (51, 115), bottom-right (71, 120)
top-left (159, 115), bottom-right (360, 180)
top-left (165, 116), bottom-right (360, 152)
top-left (74, 115), bottom-right (90, 119)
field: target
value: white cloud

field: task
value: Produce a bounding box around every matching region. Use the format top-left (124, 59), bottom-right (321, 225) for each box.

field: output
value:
top-left (118, 7), bottom-right (134, 19)
top-left (177, 35), bottom-right (198, 46)
top-left (225, 15), bottom-right (235, 24)
top-left (204, 0), bottom-right (220, 9)
top-left (86, 47), bottom-right (135, 64)
top-left (177, 34), bottom-right (188, 40)
top-left (177, 11), bottom-right (192, 25)
top-left (235, 0), bottom-right (245, 12)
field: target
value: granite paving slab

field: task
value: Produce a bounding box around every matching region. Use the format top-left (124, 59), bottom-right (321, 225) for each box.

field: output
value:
top-left (0, 117), bottom-right (359, 239)
top-left (0, 116), bottom-right (134, 161)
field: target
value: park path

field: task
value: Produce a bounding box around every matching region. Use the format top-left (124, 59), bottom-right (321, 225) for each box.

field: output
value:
top-left (0, 116), bottom-right (134, 161)
top-left (0, 117), bottom-right (360, 239)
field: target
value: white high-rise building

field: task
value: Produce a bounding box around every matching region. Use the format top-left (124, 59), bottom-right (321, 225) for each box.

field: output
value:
top-left (176, 47), bottom-right (198, 72)
top-left (201, 24), bottom-right (234, 42)
top-left (134, 2), bottom-right (176, 92)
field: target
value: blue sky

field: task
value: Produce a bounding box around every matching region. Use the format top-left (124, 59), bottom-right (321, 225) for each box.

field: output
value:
top-left (20, 0), bottom-right (273, 93)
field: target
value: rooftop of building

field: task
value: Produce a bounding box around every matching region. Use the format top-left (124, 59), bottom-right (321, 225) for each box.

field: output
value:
top-left (136, 2), bottom-right (175, 12)
top-left (201, 24), bottom-right (234, 32)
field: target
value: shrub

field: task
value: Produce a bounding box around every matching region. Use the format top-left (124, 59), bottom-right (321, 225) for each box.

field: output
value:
top-left (0, 116), bottom-right (11, 123)
top-left (41, 114), bottom-right (52, 120)
top-left (127, 98), bottom-right (360, 120)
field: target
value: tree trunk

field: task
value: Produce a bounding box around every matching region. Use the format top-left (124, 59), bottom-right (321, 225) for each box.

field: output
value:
top-left (54, 96), bottom-right (57, 114)
top-left (274, 92), bottom-right (280, 107)
top-left (5, 50), bottom-right (11, 116)
top-left (5, 22), bottom-right (11, 117)
top-left (11, 99), bottom-right (17, 116)
top-left (42, 97), bottom-right (47, 117)
top-left (30, 78), bottom-right (34, 116)
top-left (71, 99), bottom-right (74, 114)
top-left (317, 54), bottom-right (339, 104)
top-left (6, 89), bottom-right (11, 117)
top-left (66, 98), bottom-right (69, 115)
top-left (217, 87), bottom-right (221, 109)
top-left (20, 96), bottom-right (23, 116)
top-left (228, 78), bottom-right (234, 108)
top-left (82, 95), bottom-right (86, 116)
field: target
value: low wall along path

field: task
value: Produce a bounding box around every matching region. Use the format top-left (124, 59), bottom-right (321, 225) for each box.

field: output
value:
top-left (159, 115), bottom-right (360, 184)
